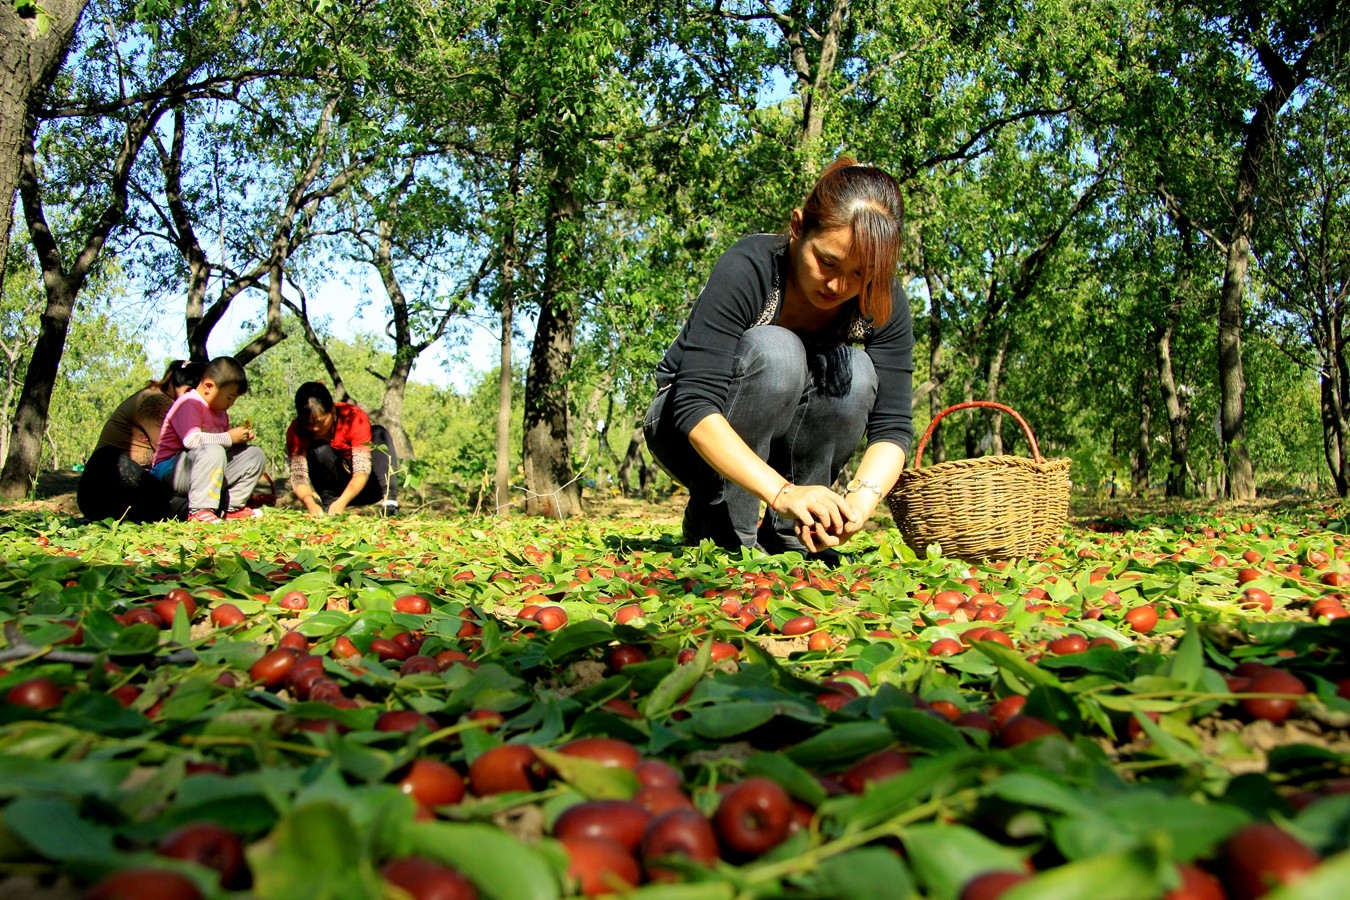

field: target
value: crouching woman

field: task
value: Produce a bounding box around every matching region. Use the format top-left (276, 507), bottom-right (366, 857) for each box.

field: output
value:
top-left (286, 382), bottom-right (399, 515)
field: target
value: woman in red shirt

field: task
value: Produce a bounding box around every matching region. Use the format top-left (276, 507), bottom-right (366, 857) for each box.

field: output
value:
top-left (286, 382), bottom-right (399, 515)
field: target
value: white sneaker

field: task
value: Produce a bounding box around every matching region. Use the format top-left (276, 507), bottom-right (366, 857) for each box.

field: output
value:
top-left (378, 500), bottom-right (400, 517)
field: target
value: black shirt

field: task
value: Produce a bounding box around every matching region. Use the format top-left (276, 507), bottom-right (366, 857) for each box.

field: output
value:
top-left (655, 233), bottom-right (914, 451)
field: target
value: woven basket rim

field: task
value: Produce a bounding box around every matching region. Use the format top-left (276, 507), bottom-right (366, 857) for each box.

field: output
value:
top-left (892, 454), bottom-right (1071, 486)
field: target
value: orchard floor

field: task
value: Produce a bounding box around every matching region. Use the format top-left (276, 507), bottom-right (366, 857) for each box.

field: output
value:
top-left (7, 468), bottom-right (1335, 529)
top-left (2, 474), bottom-right (1350, 895)
top-left (6, 470), bottom-right (696, 523)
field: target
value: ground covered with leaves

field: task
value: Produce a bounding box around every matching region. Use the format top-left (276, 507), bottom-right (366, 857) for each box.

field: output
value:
top-left (1, 497), bottom-right (1349, 899)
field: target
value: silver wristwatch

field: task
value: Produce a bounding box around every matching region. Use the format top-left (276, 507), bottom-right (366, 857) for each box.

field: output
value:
top-left (843, 478), bottom-right (882, 498)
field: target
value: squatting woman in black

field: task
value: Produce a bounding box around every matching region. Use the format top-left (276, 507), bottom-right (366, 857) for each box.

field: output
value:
top-left (644, 157), bottom-right (914, 559)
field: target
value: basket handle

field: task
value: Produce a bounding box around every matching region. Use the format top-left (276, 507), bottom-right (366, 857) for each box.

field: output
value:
top-left (910, 401), bottom-right (1044, 469)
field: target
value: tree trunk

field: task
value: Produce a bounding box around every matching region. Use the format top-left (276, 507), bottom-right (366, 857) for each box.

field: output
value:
top-left (496, 286), bottom-right (515, 512)
top-left (1217, 237), bottom-right (1255, 499)
top-left (283, 286), bottom-right (351, 402)
top-left (617, 421), bottom-right (645, 498)
top-left (522, 158), bottom-right (582, 518)
top-left (984, 329), bottom-right (1009, 455)
top-left (522, 291), bottom-right (581, 517)
top-left (232, 258), bottom-right (288, 364)
top-left (777, 0), bottom-right (849, 151)
top-left (494, 161), bottom-right (524, 513)
top-left (0, 339), bottom-right (22, 466)
top-left (1320, 374), bottom-right (1348, 497)
top-left (1218, 28), bottom-right (1324, 500)
top-left (160, 106), bottom-right (211, 360)
top-left (2, 86), bottom-right (163, 498)
top-left (366, 203), bottom-right (417, 463)
top-left (375, 359), bottom-right (414, 464)
top-left (0, 0), bottom-right (86, 299)
top-left (594, 390), bottom-right (623, 492)
top-left (1155, 297), bottom-right (1191, 498)
top-left (1135, 367), bottom-right (1152, 496)
top-left (1330, 324), bottom-right (1350, 497)
top-left (0, 278), bottom-right (74, 494)
top-left (961, 376), bottom-right (977, 457)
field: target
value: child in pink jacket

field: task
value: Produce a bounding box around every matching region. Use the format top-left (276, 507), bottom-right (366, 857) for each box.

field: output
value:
top-left (150, 356), bottom-right (265, 523)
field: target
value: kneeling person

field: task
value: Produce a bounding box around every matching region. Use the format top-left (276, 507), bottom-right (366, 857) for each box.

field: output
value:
top-left (286, 382), bottom-right (398, 515)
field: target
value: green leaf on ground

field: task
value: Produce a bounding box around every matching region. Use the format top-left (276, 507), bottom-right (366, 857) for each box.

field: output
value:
top-left (813, 846), bottom-right (914, 900)
top-left (403, 821), bottom-right (560, 900)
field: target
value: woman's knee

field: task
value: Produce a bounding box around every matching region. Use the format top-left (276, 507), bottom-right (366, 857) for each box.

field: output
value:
top-left (849, 348), bottom-right (879, 404)
top-left (311, 443), bottom-right (340, 467)
top-left (369, 425), bottom-right (396, 465)
top-left (738, 326), bottom-right (808, 371)
top-left (801, 348), bottom-right (877, 436)
top-left (833, 350), bottom-right (878, 424)
top-left (733, 326), bottom-right (808, 402)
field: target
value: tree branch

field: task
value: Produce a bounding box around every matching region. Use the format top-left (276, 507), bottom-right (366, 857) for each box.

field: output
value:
top-left (1154, 178), bottom-right (1229, 254)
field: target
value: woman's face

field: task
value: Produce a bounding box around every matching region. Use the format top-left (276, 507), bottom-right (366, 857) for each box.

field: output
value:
top-left (305, 407), bottom-right (337, 441)
top-left (788, 214), bottom-right (864, 314)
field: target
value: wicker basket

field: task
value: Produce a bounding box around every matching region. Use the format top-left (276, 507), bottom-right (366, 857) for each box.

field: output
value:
top-left (887, 401), bottom-right (1070, 561)
top-left (248, 472), bottom-right (278, 508)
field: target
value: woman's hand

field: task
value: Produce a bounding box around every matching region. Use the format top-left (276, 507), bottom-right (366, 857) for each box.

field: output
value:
top-left (810, 448), bottom-right (906, 550)
top-left (293, 485), bottom-right (325, 516)
top-left (828, 492), bottom-right (879, 544)
top-left (782, 486), bottom-right (883, 551)
top-left (775, 484), bottom-right (849, 552)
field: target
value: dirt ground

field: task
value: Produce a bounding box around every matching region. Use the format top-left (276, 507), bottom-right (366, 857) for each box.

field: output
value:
top-left (1, 469), bottom-right (691, 524)
top-left (7, 470), bottom-right (84, 517)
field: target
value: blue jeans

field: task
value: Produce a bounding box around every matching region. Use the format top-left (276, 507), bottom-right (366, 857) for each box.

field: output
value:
top-left (644, 326), bottom-right (877, 552)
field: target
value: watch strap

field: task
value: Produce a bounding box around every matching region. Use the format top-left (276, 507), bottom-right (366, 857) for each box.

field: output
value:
top-left (845, 478), bottom-right (883, 498)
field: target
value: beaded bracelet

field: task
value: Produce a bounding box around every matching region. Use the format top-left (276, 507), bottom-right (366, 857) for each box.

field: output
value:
top-left (770, 481), bottom-right (794, 512)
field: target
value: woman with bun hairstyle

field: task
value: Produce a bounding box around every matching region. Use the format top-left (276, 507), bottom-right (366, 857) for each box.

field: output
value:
top-left (286, 382), bottom-right (399, 515)
top-left (644, 157), bottom-right (913, 560)
top-left (77, 359), bottom-right (205, 521)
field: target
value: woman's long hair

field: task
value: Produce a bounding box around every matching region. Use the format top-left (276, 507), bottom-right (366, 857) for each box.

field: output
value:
top-left (294, 381), bottom-right (335, 420)
top-left (795, 157), bottom-right (905, 324)
top-left (148, 360), bottom-right (205, 397)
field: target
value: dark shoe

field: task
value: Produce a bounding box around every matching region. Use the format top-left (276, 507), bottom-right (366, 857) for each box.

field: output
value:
top-left (681, 501), bottom-right (746, 550)
top-left (681, 505), bottom-right (705, 545)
